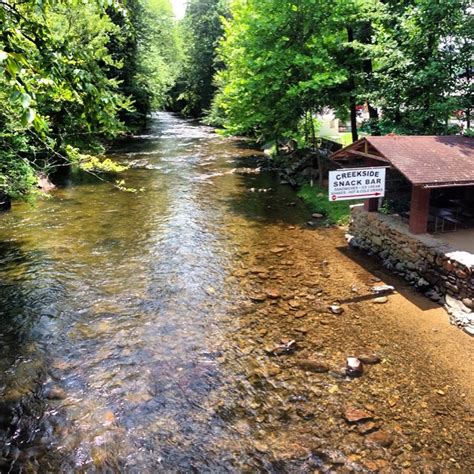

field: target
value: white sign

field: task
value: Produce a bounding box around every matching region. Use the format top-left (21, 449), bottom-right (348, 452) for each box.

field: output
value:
top-left (328, 167), bottom-right (386, 202)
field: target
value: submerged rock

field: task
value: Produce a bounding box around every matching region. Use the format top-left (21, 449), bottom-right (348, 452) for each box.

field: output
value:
top-left (294, 359), bottom-right (330, 373)
top-left (344, 406), bottom-right (374, 423)
top-left (270, 247), bottom-right (286, 254)
top-left (357, 354), bottom-right (381, 365)
top-left (265, 340), bottom-right (297, 356)
top-left (250, 293), bottom-right (267, 302)
top-left (329, 305), bottom-right (344, 315)
top-left (265, 288), bottom-right (281, 299)
top-left (365, 430), bottom-right (394, 447)
top-left (44, 386), bottom-right (67, 400)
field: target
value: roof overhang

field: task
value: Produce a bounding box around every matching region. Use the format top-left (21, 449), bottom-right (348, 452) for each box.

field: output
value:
top-left (330, 136), bottom-right (474, 189)
top-left (331, 138), bottom-right (390, 163)
top-left (421, 181), bottom-right (474, 189)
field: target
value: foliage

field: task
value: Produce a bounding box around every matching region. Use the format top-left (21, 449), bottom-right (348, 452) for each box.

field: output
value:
top-left (210, 0), bottom-right (472, 142)
top-left (369, 0), bottom-right (473, 135)
top-left (298, 184), bottom-right (362, 225)
top-left (209, 0), bottom-right (350, 140)
top-left (170, 0), bottom-right (227, 117)
top-left (0, 0), bottom-right (181, 199)
top-left (108, 0), bottom-right (183, 124)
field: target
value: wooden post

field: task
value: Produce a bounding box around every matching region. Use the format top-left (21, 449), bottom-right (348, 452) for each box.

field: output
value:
top-left (364, 197), bottom-right (379, 212)
top-left (364, 155), bottom-right (380, 212)
top-left (409, 185), bottom-right (431, 234)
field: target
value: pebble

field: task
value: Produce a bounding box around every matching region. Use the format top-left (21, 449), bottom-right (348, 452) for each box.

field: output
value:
top-left (250, 267), bottom-right (267, 274)
top-left (254, 441), bottom-right (268, 453)
top-left (365, 430), bottom-right (394, 447)
top-left (329, 305), bottom-right (344, 315)
top-left (103, 411), bottom-right (116, 426)
top-left (44, 387), bottom-right (67, 400)
top-left (312, 213), bottom-right (324, 219)
top-left (357, 354), bottom-right (381, 364)
top-left (344, 406), bottom-right (374, 423)
top-left (265, 288), bottom-right (281, 299)
top-left (294, 359), bottom-right (330, 373)
top-left (357, 421), bottom-right (379, 435)
top-left (346, 357), bottom-right (363, 376)
top-left (265, 340), bottom-right (297, 356)
top-left (373, 296), bottom-right (388, 304)
top-left (270, 247), bottom-right (285, 254)
top-left (371, 284), bottom-right (395, 294)
top-left (250, 293), bottom-right (267, 302)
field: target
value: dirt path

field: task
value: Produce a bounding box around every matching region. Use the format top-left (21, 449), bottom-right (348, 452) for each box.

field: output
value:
top-left (231, 223), bottom-right (474, 471)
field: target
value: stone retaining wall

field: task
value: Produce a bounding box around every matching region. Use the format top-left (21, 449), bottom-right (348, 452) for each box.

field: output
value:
top-left (347, 205), bottom-right (474, 335)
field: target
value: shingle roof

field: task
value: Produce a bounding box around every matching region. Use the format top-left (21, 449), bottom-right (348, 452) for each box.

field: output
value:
top-left (331, 135), bottom-right (474, 187)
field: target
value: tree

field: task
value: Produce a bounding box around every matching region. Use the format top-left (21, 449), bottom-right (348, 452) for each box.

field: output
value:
top-left (170, 0), bottom-right (227, 117)
top-left (0, 0), bottom-right (182, 199)
top-left (210, 0), bottom-right (472, 143)
top-left (369, 0), bottom-right (473, 135)
top-left (210, 0), bottom-right (349, 142)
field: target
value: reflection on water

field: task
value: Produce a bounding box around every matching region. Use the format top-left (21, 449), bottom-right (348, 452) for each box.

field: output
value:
top-left (0, 113), bottom-right (472, 473)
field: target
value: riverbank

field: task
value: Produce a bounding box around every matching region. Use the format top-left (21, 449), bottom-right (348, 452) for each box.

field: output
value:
top-left (230, 223), bottom-right (474, 470)
top-left (297, 183), bottom-right (361, 224)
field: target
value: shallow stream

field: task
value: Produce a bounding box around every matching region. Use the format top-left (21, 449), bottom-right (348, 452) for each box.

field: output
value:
top-left (0, 113), bottom-right (472, 472)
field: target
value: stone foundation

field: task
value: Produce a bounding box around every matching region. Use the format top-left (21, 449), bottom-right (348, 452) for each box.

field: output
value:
top-left (347, 205), bottom-right (474, 335)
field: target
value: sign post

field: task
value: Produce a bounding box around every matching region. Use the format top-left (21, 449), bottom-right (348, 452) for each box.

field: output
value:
top-left (328, 167), bottom-right (386, 202)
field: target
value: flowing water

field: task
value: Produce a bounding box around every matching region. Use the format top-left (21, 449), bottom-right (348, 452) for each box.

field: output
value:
top-left (0, 113), bottom-right (472, 473)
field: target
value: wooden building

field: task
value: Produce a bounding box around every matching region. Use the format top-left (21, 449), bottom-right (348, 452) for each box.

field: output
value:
top-left (331, 135), bottom-right (474, 234)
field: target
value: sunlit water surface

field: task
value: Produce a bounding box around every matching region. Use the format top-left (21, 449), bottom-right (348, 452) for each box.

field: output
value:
top-left (0, 113), bottom-right (310, 472)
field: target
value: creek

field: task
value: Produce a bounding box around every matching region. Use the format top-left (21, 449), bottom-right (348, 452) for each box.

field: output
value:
top-left (0, 113), bottom-right (472, 472)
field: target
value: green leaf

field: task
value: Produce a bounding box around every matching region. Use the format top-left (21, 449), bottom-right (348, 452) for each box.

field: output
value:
top-left (21, 93), bottom-right (32, 109)
top-left (5, 57), bottom-right (19, 77)
top-left (9, 90), bottom-right (21, 103)
top-left (21, 108), bottom-right (36, 127)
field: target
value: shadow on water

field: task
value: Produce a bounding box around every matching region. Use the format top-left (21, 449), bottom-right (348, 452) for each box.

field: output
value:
top-left (0, 241), bottom-right (65, 472)
top-left (222, 155), bottom-right (314, 227)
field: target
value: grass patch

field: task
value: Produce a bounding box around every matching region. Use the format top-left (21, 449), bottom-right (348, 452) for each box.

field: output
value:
top-left (298, 183), bottom-right (362, 225)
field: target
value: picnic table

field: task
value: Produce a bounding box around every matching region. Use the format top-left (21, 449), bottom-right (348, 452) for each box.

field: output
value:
top-left (429, 206), bottom-right (463, 233)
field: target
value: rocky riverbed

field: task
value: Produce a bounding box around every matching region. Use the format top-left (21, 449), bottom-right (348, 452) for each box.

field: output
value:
top-left (218, 224), bottom-right (474, 471)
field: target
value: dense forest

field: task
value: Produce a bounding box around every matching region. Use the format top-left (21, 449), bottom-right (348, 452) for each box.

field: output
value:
top-left (0, 0), bottom-right (472, 200)
top-left (0, 0), bottom-right (182, 200)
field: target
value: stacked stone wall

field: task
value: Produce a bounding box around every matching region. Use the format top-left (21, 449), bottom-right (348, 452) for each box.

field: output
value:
top-left (347, 205), bottom-right (474, 333)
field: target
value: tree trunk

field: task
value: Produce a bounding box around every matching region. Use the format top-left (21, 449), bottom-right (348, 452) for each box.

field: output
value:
top-left (304, 110), bottom-right (310, 147)
top-left (347, 26), bottom-right (358, 143)
top-left (360, 21), bottom-right (380, 135)
top-left (466, 65), bottom-right (471, 130)
top-left (349, 95), bottom-right (358, 142)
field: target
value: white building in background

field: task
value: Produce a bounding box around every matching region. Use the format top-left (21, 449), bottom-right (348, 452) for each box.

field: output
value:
top-left (316, 107), bottom-right (369, 144)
